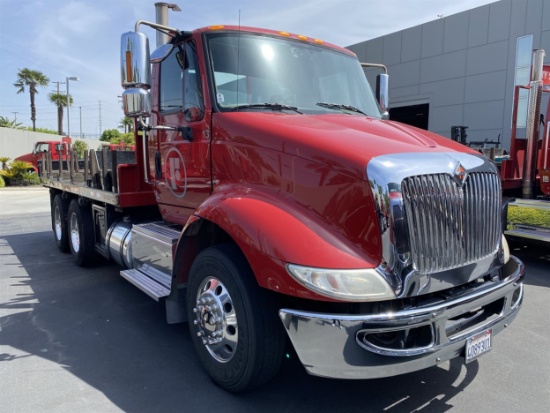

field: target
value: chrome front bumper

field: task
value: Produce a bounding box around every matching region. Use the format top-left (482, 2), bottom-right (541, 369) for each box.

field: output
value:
top-left (279, 256), bottom-right (524, 379)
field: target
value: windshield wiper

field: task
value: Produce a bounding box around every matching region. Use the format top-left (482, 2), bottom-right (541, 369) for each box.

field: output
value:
top-left (231, 103), bottom-right (302, 114)
top-left (316, 102), bottom-right (367, 116)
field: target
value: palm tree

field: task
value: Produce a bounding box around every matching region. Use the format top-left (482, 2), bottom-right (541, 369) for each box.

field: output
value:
top-left (49, 93), bottom-right (73, 135)
top-left (14, 68), bottom-right (49, 131)
top-left (118, 117), bottom-right (134, 133)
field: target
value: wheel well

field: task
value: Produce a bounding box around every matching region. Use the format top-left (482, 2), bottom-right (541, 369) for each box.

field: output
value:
top-left (172, 219), bottom-right (239, 287)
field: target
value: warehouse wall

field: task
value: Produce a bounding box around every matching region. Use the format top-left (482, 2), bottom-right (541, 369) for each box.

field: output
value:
top-left (348, 0), bottom-right (550, 149)
top-left (0, 128), bottom-right (101, 160)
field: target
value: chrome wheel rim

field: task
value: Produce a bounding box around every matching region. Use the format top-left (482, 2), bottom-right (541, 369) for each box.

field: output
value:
top-left (69, 213), bottom-right (80, 253)
top-left (193, 277), bottom-right (238, 363)
top-left (54, 205), bottom-right (62, 240)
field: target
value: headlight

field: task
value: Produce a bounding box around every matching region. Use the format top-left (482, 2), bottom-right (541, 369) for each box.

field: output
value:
top-left (286, 264), bottom-right (396, 302)
top-left (501, 234), bottom-right (510, 264)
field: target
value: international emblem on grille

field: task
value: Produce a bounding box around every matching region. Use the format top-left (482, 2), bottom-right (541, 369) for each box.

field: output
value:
top-left (453, 162), bottom-right (468, 187)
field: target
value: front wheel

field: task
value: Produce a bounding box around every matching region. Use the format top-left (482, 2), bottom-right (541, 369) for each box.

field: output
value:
top-left (67, 199), bottom-right (96, 266)
top-left (187, 244), bottom-right (285, 393)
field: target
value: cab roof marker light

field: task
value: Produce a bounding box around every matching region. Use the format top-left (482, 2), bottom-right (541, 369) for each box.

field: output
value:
top-left (313, 39), bottom-right (324, 44)
top-left (296, 35), bottom-right (308, 41)
top-left (286, 264), bottom-right (396, 302)
top-left (208, 25), bottom-right (225, 30)
top-left (278, 31), bottom-right (291, 37)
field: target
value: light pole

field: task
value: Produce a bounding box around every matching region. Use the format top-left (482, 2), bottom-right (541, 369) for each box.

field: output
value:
top-left (66, 76), bottom-right (79, 138)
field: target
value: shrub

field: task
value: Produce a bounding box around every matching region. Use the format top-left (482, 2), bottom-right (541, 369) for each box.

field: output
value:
top-left (22, 127), bottom-right (58, 135)
top-left (0, 175), bottom-right (4, 188)
top-left (0, 159), bottom-right (37, 186)
top-left (0, 156), bottom-right (10, 170)
top-left (22, 171), bottom-right (41, 185)
top-left (508, 205), bottom-right (550, 229)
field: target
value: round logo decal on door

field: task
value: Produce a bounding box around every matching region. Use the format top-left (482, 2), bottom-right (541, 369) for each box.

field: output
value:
top-left (164, 147), bottom-right (188, 198)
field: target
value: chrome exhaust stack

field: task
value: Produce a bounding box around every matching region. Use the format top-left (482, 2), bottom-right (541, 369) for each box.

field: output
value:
top-left (522, 49), bottom-right (546, 199)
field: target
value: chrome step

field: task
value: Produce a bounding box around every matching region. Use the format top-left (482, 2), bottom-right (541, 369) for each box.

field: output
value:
top-left (120, 266), bottom-right (171, 301)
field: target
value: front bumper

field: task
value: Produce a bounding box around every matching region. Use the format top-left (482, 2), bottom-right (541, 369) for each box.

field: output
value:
top-left (279, 256), bottom-right (524, 379)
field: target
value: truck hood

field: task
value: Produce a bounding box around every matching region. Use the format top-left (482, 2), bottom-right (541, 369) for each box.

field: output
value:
top-left (214, 112), bottom-right (476, 179)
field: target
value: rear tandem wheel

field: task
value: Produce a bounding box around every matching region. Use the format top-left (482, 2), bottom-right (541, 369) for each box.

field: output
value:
top-left (67, 199), bottom-right (96, 266)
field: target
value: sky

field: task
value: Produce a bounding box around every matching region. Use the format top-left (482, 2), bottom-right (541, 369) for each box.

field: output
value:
top-left (0, 0), bottom-right (498, 139)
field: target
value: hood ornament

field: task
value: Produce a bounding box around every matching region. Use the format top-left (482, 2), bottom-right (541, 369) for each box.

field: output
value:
top-left (452, 161), bottom-right (468, 187)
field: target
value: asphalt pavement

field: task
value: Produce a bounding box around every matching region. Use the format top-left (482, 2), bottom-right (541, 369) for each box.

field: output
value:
top-left (0, 186), bottom-right (549, 413)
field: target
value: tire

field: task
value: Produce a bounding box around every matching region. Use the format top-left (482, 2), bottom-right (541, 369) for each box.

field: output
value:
top-left (67, 199), bottom-right (96, 266)
top-left (187, 244), bottom-right (285, 393)
top-left (52, 194), bottom-right (70, 253)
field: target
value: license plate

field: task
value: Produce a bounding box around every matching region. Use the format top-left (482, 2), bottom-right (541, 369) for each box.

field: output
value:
top-left (465, 329), bottom-right (492, 363)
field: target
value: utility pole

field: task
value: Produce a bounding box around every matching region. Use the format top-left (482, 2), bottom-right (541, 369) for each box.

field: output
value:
top-left (79, 106), bottom-right (82, 139)
top-left (51, 81), bottom-right (65, 94)
top-left (66, 76), bottom-right (79, 138)
top-left (99, 101), bottom-right (102, 138)
top-left (12, 112), bottom-right (18, 122)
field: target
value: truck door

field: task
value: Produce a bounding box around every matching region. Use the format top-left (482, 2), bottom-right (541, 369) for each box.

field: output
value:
top-left (154, 40), bottom-right (211, 225)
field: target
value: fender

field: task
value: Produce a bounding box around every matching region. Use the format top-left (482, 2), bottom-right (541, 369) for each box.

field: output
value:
top-left (179, 185), bottom-right (381, 297)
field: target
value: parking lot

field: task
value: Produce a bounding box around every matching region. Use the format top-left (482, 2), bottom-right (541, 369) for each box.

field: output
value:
top-left (0, 187), bottom-right (549, 413)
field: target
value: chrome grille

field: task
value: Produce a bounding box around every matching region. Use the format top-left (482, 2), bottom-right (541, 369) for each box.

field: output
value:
top-left (401, 172), bottom-right (501, 274)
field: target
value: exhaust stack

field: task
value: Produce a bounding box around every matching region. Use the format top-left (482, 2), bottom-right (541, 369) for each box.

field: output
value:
top-left (154, 2), bottom-right (181, 47)
top-left (522, 49), bottom-right (546, 199)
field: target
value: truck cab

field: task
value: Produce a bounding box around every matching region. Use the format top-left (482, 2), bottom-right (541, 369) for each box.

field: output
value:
top-left (16, 137), bottom-right (71, 173)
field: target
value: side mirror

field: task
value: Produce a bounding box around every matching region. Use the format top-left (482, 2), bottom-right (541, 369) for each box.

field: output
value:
top-left (376, 73), bottom-right (389, 114)
top-left (122, 88), bottom-right (152, 117)
top-left (121, 31), bottom-right (152, 118)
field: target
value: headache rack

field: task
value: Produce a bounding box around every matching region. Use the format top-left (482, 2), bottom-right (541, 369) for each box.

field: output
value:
top-left (40, 145), bottom-right (155, 208)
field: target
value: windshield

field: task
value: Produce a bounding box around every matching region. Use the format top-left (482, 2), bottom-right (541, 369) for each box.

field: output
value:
top-left (206, 32), bottom-right (382, 117)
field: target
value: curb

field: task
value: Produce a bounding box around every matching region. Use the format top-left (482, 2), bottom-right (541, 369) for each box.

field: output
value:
top-left (0, 185), bottom-right (48, 192)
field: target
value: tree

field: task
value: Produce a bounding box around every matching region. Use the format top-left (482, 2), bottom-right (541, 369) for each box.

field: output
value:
top-left (49, 93), bottom-right (73, 135)
top-left (111, 132), bottom-right (135, 146)
top-left (0, 116), bottom-right (23, 129)
top-left (14, 68), bottom-right (49, 131)
top-left (100, 129), bottom-right (121, 142)
top-left (72, 140), bottom-right (88, 158)
top-left (118, 117), bottom-right (134, 133)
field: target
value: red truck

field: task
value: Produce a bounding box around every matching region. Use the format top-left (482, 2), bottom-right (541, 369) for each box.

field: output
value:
top-left (16, 136), bottom-right (72, 173)
top-left (41, 4), bottom-right (524, 392)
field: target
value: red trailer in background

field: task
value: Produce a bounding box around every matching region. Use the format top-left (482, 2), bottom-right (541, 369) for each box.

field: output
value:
top-left (501, 50), bottom-right (550, 243)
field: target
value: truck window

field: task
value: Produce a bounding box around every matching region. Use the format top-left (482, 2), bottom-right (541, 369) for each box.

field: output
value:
top-left (183, 42), bottom-right (204, 121)
top-left (159, 47), bottom-right (184, 112)
top-left (159, 42), bottom-right (204, 119)
top-left (34, 143), bottom-right (50, 154)
top-left (206, 32), bottom-right (382, 118)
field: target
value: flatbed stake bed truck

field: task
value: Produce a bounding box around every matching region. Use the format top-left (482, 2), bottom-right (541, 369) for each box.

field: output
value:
top-left (42, 3), bottom-right (524, 392)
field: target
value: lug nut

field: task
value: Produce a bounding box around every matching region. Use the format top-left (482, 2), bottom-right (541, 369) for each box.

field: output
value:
top-left (197, 331), bottom-right (204, 337)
